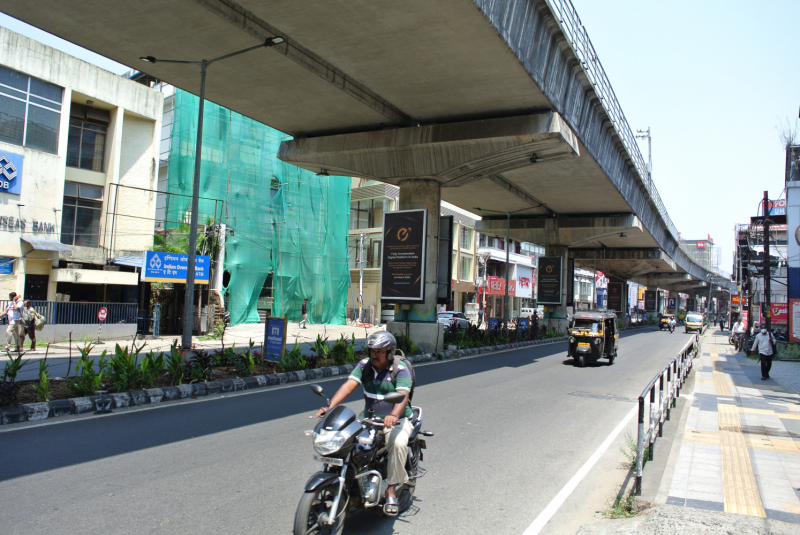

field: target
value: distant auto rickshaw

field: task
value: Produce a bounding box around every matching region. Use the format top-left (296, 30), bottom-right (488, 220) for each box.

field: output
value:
top-left (659, 314), bottom-right (676, 332)
top-left (567, 311), bottom-right (619, 367)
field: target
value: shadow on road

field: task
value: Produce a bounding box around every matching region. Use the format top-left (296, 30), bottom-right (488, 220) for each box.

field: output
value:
top-left (0, 329), bottom-right (656, 482)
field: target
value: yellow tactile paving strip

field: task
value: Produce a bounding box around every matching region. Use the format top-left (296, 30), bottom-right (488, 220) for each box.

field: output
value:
top-left (684, 428), bottom-right (800, 454)
top-left (718, 403), bottom-right (767, 516)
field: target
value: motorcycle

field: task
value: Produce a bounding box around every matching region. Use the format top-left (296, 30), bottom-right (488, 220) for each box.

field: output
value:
top-left (294, 384), bottom-right (433, 535)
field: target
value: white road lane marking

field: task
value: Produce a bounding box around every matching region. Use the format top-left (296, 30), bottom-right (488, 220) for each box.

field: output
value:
top-left (522, 404), bottom-right (638, 535)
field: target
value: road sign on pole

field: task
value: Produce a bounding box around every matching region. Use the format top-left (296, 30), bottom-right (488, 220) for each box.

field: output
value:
top-left (96, 307), bottom-right (108, 344)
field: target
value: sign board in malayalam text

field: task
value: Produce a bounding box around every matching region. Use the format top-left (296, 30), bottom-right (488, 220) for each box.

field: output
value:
top-left (380, 210), bottom-right (427, 302)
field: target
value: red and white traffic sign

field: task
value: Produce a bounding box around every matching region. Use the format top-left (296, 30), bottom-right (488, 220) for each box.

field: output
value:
top-left (98, 307), bottom-right (108, 322)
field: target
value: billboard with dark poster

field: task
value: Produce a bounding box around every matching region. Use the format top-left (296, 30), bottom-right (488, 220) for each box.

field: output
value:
top-left (607, 282), bottom-right (624, 312)
top-left (687, 298), bottom-right (696, 311)
top-left (644, 290), bottom-right (656, 312)
top-left (380, 209), bottom-right (427, 302)
top-left (537, 257), bottom-right (562, 304)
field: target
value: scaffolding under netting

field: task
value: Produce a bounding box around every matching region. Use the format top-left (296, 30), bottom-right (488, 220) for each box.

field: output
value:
top-left (166, 89), bottom-right (351, 325)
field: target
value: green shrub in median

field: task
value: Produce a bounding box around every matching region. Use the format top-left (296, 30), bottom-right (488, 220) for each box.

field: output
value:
top-left (165, 342), bottom-right (184, 386)
top-left (68, 344), bottom-right (107, 397)
top-left (34, 359), bottom-right (52, 402)
top-left (109, 344), bottom-right (139, 392)
top-left (277, 337), bottom-right (306, 372)
top-left (139, 350), bottom-right (165, 389)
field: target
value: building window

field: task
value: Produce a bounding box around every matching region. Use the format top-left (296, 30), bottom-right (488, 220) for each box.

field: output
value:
top-left (67, 104), bottom-right (111, 171)
top-left (459, 255), bottom-right (473, 281)
top-left (349, 199), bottom-right (386, 230)
top-left (460, 226), bottom-right (473, 251)
top-left (61, 182), bottom-right (104, 247)
top-left (0, 65), bottom-right (62, 154)
top-left (368, 239), bottom-right (382, 268)
top-left (479, 233), bottom-right (487, 247)
top-left (496, 238), bottom-right (505, 251)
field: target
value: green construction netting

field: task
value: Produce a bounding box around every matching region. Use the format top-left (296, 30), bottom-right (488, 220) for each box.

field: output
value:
top-left (166, 89), bottom-right (351, 325)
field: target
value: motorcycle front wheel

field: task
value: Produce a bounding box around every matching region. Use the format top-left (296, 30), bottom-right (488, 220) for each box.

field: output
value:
top-left (293, 484), bottom-right (347, 535)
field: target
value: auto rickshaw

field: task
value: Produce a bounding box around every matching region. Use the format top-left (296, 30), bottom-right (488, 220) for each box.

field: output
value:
top-left (567, 311), bottom-right (619, 367)
top-left (684, 312), bottom-right (705, 334)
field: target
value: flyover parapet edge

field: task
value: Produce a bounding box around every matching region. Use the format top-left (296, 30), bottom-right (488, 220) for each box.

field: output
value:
top-left (474, 0), bottom-right (728, 286)
top-left (0, 324), bottom-right (658, 426)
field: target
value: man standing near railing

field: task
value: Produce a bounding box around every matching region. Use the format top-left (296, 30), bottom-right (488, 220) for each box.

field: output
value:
top-left (4, 292), bottom-right (23, 352)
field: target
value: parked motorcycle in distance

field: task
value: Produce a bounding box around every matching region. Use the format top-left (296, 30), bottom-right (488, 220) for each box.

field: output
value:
top-left (294, 385), bottom-right (433, 535)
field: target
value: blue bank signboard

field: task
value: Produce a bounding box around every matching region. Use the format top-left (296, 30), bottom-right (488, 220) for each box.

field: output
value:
top-left (140, 251), bottom-right (210, 283)
top-left (518, 317), bottom-right (529, 332)
top-left (0, 152), bottom-right (23, 195)
top-left (265, 316), bottom-right (288, 362)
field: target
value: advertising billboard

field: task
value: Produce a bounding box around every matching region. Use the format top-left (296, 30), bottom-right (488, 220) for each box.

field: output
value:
top-left (537, 257), bottom-right (562, 304)
top-left (380, 209), bottom-right (427, 302)
top-left (791, 299), bottom-right (800, 342)
top-left (0, 152), bottom-right (23, 195)
top-left (516, 265), bottom-right (533, 299)
top-left (768, 302), bottom-right (788, 325)
top-left (644, 290), bottom-right (657, 312)
top-left (607, 282), bottom-right (624, 312)
top-left (487, 276), bottom-right (516, 296)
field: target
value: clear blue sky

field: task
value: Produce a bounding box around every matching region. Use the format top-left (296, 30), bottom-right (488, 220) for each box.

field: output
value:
top-left (2, 4), bottom-right (798, 274)
top-left (572, 0), bottom-right (799, 273)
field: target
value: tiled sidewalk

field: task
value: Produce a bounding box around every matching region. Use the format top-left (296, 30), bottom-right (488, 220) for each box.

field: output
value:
top-left (666, 331), bottom-right (800, 524)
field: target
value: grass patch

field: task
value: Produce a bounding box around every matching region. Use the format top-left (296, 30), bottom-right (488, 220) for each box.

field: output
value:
top-left (620, 430), bottom-right (649, 470)
top-left (604, 493), bottom-right (649, 519)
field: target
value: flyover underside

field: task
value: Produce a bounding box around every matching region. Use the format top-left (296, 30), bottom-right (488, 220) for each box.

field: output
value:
top-left (0, 0), bottom-right (725, 286)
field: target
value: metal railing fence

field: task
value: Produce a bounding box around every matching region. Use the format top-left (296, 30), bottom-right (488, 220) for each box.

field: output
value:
top-left (0, 300), bottom-right (138, 325)
top-left (544, 1), bottom-right (729, 281)
top-left (634, 334), bottom-right (697, 495)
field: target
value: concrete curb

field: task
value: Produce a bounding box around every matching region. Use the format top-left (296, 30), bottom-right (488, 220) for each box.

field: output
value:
top-left (0, 324), bottom-right (657, 426)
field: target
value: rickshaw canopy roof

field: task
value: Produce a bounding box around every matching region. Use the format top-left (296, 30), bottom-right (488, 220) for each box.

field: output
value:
top-left (573, 311), bottom-right (617, 322)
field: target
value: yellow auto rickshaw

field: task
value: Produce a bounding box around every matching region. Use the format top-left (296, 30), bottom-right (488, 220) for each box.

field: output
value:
top-left (568, 311), bottom-right (620, 367)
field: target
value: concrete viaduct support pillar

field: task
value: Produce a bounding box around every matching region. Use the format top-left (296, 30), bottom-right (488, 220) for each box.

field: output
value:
top-left (386, 179), bottom-right (444, 353)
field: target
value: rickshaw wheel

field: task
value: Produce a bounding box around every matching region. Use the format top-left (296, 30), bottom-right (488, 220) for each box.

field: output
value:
top-left (575, 355), bottom-right (586, 367)
top-left (607, 351), bottom-right (615, 365)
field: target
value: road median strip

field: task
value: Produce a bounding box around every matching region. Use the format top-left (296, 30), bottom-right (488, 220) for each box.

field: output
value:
top-left (0, 324), bottom-right (657, 426)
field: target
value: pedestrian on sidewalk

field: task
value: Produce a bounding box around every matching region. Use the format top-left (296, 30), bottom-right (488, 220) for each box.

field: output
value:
top-left (752, 328), bottom-right (777, 380)
top-left (22, 300), bottom-right (42, 351)
top-left (299, 298), bottom-right (309, 329)
top-left (719, 317), bottom-right (726, 331)
top-left (477, 308), bottom-right (484, 328)
top-left (4, 292), bottom-right (23, 352)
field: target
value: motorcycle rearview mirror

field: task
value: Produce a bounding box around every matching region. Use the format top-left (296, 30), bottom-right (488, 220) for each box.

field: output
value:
top-left (311, 384), bottom-right (331, 408)
top-left (384, 392), bottom-right (407, 405)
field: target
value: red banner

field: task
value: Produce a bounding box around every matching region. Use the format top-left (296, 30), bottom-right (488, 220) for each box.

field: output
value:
top-left (771, 302), bottom-right (788, 325)
top-left (487, 276), bottom-right (516, 296)
top-left (697, 241), bottom-right (705, 250)
top-left (731, 294), bottom-right (740, 305)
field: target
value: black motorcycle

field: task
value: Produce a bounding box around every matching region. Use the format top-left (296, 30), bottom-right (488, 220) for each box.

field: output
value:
top-left (294, 385), bottom-right (433, 535)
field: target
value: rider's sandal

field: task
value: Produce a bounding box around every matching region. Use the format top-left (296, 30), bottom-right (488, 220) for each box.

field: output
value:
top-left (383, 496), bottom-right (399, 517)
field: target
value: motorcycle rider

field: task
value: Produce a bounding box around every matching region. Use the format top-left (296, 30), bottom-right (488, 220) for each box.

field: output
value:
top-left (752, 328), bottom-right (777, 380)
top-left (667, 315), bottom-right (676, 333)
top-left (311, 331), bottom-right (413, 517)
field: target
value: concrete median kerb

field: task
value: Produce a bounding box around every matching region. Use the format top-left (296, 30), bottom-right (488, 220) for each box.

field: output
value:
top-left (0, 324), bottom-right (657, 427)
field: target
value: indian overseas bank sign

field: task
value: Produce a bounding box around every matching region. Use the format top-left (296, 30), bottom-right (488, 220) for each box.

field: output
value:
top-left (0, 152), bottom-right (23, 194)
top-left (140, 251), bottom-right (210, 284)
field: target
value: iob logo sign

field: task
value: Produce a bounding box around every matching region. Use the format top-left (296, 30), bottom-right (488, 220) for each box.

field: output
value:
top-left (0, 152), bottom-right (22, 194)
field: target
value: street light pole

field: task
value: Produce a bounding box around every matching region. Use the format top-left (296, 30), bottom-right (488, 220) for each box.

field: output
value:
top-left (140, 37), bottom-right (285, 352)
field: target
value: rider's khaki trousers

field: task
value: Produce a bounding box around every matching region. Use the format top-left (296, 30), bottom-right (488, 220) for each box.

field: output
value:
top-left (381, 418), bottom-right (414, 486)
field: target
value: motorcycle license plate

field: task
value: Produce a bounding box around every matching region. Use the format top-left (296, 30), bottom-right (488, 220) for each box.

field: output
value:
top-left (314, 455), bottom-right (344, 467)
top-left (578, 342), bottom-right (590, 348)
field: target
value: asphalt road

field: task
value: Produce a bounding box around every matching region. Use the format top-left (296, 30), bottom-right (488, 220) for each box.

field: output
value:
top-left (0, 327), bottom-right (696, 535)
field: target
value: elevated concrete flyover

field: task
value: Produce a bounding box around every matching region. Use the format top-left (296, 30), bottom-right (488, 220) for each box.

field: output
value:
top-left (3, 0), bottom-right (732, 343)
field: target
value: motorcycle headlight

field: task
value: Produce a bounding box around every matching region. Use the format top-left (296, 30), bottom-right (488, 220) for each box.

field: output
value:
top-left (569, 336), bottom-right (576, 343)
top-left (313, 429), bottom-right (350, 455)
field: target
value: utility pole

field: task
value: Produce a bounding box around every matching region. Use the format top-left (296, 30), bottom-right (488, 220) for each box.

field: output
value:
top-left (747, 245), bottom-right (754, 336)
top-left (358, 232), bottom-right (365, 323)
top-left (764, 190), bottom-right (771, 332)
top-left (505, 212), bottom-right (511, 325)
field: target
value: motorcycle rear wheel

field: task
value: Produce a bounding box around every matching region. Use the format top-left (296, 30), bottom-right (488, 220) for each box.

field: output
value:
top-left (293, 485), bottom-right (346, 535)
